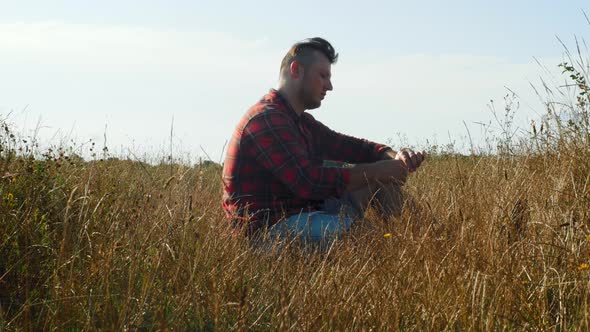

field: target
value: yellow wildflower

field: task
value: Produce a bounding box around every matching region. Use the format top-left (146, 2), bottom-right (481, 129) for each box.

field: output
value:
top-left (11, 177), bottom-right (16, 183)
top-left (586, 234), bottom-right (590, 241)
top-left (3, 192), bottom-right (15, 208)
top-left (578, 263), bottom-right (589, 271)
top-left (383, 233), bottom-right (392, 239)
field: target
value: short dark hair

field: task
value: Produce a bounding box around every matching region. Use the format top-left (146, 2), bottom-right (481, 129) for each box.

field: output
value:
top-left (280, 37), bottom-right (338, 76)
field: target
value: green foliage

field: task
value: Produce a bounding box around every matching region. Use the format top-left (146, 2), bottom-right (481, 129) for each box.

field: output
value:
top-left (559, 61), bottom-right (590, 134)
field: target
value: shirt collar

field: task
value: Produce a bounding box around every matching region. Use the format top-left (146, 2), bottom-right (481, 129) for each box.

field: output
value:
top-left (267, 89), bottom-right (301, 122)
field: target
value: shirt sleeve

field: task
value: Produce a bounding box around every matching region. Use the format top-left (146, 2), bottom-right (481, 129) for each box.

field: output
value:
top-left (306, 114), bottom-right (390, 163)
top-left (244, 110), bottom-right (350, 200)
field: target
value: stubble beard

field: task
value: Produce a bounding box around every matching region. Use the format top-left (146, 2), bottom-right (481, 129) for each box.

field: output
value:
top-left (300, 85), bottom-right (321, 110)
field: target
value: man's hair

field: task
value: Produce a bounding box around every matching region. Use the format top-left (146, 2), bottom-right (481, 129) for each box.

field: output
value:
top-left (280, 37), bottom-right (338, 77)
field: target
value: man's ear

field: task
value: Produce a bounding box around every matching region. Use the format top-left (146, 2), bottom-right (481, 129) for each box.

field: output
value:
top-left (289, 61), bottom-right (303, 79)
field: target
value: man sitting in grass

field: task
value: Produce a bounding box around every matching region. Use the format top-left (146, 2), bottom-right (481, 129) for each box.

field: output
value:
top-left (222, 37), bottom-right (425, 245)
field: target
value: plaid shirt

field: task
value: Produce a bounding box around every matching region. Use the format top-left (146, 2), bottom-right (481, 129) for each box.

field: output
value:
top-left (222, 89), bottom-right (389, 234)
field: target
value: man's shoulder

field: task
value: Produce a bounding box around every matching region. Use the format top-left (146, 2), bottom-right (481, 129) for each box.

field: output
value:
top-left (240, 102), bottom-right (294, 131)
top-left (246, 101), bottom-right (285, 118)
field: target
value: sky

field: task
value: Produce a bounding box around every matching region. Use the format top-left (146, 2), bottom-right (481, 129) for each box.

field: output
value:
top-left (1, 0), bottom-right (590, 162)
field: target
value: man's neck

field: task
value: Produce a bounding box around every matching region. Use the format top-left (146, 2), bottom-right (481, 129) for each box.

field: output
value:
top-left (277, 87), bottom-right (305, 116)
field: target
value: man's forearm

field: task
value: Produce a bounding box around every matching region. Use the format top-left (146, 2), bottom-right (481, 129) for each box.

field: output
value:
top-left (345, 159), bottom-right (407, 192)
top-left (380, 147), bottom-right (397, 160)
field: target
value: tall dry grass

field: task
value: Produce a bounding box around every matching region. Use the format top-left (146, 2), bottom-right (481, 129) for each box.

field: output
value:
top-left (2, 41), bottom-right (590, 332)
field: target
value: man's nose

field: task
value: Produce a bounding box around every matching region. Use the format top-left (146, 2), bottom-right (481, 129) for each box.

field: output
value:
top-left (326, 80), bottom-right (333, 91)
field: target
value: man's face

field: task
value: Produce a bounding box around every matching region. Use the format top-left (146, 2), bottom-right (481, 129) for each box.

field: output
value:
top-left (299, 52), bottom-right (333, 110)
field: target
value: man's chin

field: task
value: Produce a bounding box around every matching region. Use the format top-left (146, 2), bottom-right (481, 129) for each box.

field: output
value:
top-left (305, 100), bottom-right (322, 110)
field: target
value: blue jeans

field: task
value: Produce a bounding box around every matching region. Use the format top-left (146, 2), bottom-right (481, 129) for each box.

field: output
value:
top-left (264, 193), bottom-right (363, 249)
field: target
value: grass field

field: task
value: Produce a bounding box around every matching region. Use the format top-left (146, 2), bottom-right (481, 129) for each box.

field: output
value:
top-left (2, 58), bottom-right (590, 331)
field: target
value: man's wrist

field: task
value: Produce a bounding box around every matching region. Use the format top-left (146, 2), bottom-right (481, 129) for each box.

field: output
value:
top-left (380, 147), bottom-right (397, 160)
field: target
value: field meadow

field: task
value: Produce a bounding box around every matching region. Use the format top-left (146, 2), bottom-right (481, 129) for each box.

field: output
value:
top-left (2, 50), bottom-right (590, 331)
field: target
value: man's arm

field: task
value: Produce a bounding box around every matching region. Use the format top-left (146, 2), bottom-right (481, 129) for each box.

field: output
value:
top-left (308, 115), bottom-right (390, 163)
top-left (345, 159), bottom-right (408, 192)
top-left (247, 111), bottom-right (350, 200)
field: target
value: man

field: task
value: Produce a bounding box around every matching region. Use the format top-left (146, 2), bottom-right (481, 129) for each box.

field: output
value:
top-left (222, 37), bottom-right (425, 244)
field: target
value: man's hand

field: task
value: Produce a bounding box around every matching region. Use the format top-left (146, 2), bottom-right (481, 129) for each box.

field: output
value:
top-left (395, 148), bottom-right (426, 172)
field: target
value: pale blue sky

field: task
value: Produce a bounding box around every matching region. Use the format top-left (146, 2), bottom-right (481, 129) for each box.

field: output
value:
top-left (1, 1), bottom-right (589, 160)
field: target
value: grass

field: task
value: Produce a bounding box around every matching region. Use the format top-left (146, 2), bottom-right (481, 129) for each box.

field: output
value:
top-left (2, 43), bottom-right (590, 332)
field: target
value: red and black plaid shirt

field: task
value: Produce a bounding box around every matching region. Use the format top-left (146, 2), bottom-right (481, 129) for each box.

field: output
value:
top-left (222, 89), bottom-right (389, 234)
